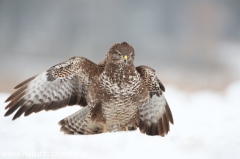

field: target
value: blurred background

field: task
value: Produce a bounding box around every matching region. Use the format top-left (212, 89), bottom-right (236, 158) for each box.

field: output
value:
top-left (1, 2), bottom-right (240, 158)
top-left (1, 0), bottom-right (240, 93)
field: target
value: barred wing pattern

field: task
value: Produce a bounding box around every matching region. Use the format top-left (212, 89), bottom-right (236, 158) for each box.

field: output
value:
top-left (136, 66), bottom-right (174, 136)
top-left (4, 56), bottom-right (102, 120)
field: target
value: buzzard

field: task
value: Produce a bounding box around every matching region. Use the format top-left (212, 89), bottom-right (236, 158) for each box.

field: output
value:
top-left (4, 42), bottom-right (174, 136)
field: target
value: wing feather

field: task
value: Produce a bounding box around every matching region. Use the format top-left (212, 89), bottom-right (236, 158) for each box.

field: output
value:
top-left (5, 83), bottom-right (28, 103)
top-left (137, 65), bottom-right (173, 136)
top-left (5, 56), bottom-right (103, 120)
top-left (14, 75), bottom-right (37, 89)
top-left (136, 65), bottom-right (164, 97)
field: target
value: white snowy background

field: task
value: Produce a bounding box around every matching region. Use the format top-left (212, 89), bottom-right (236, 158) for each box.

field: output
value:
top-left (1, 82), bottom-right (240, 159)
top-left (1, 1), bottom-right (240, 158)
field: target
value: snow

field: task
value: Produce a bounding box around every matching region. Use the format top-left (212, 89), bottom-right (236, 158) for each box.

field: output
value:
top-left (1, 82), bottom-right (240, 159)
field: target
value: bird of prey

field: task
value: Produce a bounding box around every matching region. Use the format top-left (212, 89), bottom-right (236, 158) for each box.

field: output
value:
top-left (4, 42), bottom-right (173, 136)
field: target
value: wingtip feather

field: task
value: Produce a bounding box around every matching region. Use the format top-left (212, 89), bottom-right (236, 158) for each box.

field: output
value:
top-left (14, 75), bottom-right (36, 89)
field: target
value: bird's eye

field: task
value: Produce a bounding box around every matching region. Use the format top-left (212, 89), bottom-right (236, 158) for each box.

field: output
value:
top-left (115, 50), bottom-right (121, 56)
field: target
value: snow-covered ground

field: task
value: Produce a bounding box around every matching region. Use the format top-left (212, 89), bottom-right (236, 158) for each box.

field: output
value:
top-left (1, 82), bottom-right (240, 159)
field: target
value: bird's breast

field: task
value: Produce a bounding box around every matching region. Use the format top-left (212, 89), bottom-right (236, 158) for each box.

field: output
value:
top-left (98, 71), bottom-right (150, 126)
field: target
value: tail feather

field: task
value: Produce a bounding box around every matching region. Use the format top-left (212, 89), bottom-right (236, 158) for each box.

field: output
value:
top-left (139, 94), bottom-right (173, 136)
top-left (58, 107), bottom-right (101, 134)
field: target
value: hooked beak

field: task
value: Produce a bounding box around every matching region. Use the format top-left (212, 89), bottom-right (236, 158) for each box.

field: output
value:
top-left (123, 55), bottom-right (128, 63)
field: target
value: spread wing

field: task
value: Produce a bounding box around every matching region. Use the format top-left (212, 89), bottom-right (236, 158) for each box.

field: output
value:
top-left (136, 65), bottom-right (174, 136)
top-left (4, 56), bottom-right (103, 120)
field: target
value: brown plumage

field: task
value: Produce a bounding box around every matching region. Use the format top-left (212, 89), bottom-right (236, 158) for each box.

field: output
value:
top-left (4, 42), bottom-right (173, 136)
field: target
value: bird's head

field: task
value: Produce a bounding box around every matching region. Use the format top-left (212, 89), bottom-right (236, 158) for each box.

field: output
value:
top-left (106, 42), bottom-right (135, 65)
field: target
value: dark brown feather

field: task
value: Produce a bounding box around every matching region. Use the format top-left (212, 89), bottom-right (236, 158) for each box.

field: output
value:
top-left (5, 91), bottom-right (25, 109)
top-left (151, 123), bottom-right (159, 136)
top-left (24, 104), bottom-right (39, 116)
top-left (4, 99), bottom-right (25, 117)
top-left (12, 106), bottom-right (28, 120)
top-left (79, 97), bottom-right (87, 106)
top-left (90, 102), bottom-right (105, 123)
top-left (58, 119), bottom-right (67, 126)
top-left (139, 120), bottom-right (146, 133)
top-left (47, 101), bottom-right (61, 110)
top-left (158, 118), bottom-right (164, 137)
top-left (162, 113), bottom-right (169, 134)
top-left (145, 124), bottom-right (152, 135)
top-left (14, 75), bottom-right (36, 89)
top-left (165, 102), bottom-right (174, 124)
top-left (60, 126), bottom-right (74, 134)
top-left (157, 78), bottom-right (165, 92)
top-left (5, 84), bottom-right (28, 103)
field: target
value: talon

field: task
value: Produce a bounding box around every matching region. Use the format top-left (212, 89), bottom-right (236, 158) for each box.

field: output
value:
top-left (103, 124), bottom-right (107, 133)
top-left (125, 126), bottom-right (129, 131)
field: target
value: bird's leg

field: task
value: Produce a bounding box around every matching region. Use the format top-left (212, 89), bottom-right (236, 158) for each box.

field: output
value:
top-left (125, 126), bottom-right (129, 131)
top-left (103, 124), bottom-right (107, 133)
